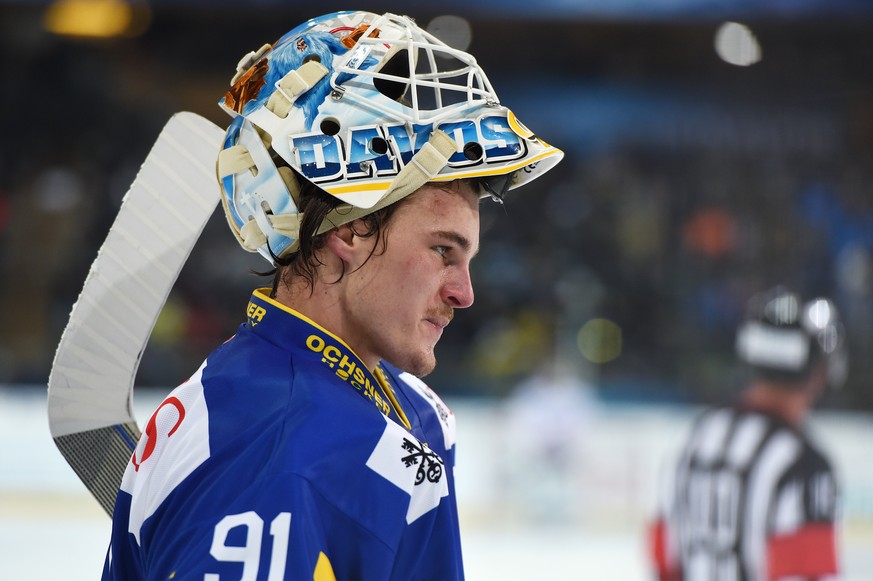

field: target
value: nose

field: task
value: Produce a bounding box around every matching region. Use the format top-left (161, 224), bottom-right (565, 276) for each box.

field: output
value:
top-left (442, 265), bottom-right (475, 309)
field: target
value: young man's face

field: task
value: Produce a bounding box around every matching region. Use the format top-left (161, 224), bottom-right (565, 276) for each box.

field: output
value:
top-left (341, 181), bottom-right (480, 376)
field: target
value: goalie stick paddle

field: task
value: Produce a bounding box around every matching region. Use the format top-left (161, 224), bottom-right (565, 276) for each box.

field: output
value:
top-left (47, 112), bottom-right (225, 516)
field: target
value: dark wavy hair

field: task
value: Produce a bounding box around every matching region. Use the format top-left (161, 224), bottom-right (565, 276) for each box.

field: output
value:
top-left (266, 177), bottom-right (486, 297)
top-left (266, 179), bottom-right (403, 298)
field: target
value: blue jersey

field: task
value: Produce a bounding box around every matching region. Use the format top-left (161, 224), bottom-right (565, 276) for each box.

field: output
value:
top-left (103, 289), bottom-right (463, 580)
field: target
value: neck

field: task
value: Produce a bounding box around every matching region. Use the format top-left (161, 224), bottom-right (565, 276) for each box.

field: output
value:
top-left (740, 381), bottom-right (813, 427)
top-left (274, 274), bottom-right (379, 372)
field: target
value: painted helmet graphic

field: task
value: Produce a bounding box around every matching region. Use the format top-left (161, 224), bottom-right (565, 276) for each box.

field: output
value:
top-left (217, 11), bottom-right (564, 263)
top-left (735, 286), bottom-right (848, 389)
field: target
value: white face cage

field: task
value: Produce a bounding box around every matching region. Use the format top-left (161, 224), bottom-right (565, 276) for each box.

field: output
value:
top-left (330, 13), bottom-right (501, 126)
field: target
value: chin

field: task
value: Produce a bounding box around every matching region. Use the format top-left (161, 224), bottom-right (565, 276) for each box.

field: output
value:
top-left (388, 349), bottom-right (436, 378)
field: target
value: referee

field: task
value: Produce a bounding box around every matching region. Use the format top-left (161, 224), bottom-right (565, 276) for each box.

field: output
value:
top-left (650, 286), bottom-right (848, 581)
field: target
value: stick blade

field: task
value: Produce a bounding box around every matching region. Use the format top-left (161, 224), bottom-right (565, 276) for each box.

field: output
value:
top-left (54, 423), bottom-right (142, 515)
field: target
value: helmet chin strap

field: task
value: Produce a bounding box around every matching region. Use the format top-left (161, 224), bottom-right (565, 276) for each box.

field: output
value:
top-left (316, 129), bottom-right (457, 236)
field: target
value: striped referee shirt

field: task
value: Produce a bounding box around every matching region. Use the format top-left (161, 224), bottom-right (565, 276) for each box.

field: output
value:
top-left (650, 406), bottom-right (839, 581)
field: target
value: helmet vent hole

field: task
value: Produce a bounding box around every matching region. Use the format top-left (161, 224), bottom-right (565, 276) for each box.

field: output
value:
top-left (320, 118), bottom-right (341, 136)
top-left (370, 137), bottom-right (389, 155)
top-left (260, 200), bottom-right (274, 215)
top-left (303, 54), bottom-right (321, 64)
top-left (463, 142), bottom-right (483, 161)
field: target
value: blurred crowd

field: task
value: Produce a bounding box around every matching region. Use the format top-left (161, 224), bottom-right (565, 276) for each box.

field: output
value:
top-left (2, 7), bottom-right (873, 410)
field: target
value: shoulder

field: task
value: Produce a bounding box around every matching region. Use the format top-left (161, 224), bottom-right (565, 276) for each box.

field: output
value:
top-left (119, 363), bottom-right (214, 544)
top-left (680, 406), bottom-right (738, 461)
top-left (688, 405), bottom-right (740, 438)
top-left (770, 428), bottom-right (839, 524)
top-left (749, 411), bottom-right (835, 479)
top-left (365, 413), bottom-right (452, 524)
top-left (779, 425), bottom-right (836, 486)
top-left (118, 338), bottom-right (322, 540)
top-left (381, 363), bottom-right (456, 452)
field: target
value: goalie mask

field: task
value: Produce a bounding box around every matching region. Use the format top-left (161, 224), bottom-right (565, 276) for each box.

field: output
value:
top-left (216, 11), bottom-right (564, 263)
top-left (735, 287), bottom-right (848, 389)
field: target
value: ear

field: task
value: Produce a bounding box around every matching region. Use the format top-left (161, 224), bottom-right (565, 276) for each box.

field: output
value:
top-left (323, 222), bottom-right (375, 268)
top-left (324, 223), bottom-right (356, 263)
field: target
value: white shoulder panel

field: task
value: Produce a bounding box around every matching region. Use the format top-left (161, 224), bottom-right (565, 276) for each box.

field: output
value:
top-left (121, 362), bottom-right (211, 544)
top-left (398, 371), bottom-right (456, 451)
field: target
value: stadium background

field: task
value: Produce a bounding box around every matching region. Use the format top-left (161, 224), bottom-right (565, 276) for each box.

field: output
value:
top-left (1, 0), bottom-right (873, 578)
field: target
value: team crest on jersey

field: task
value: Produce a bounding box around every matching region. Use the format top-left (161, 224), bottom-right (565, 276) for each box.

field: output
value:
top-left (366, 415), bottom-right (448, 523)
top-left (401, 438), bottom-right (444, 485)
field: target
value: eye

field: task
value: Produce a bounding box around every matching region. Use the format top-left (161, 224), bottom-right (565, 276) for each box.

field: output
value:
top-left (433, 245), bottom-right (449, 257)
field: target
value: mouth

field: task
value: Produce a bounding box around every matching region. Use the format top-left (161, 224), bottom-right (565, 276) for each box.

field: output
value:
top-left (424, 311), bottom-right (453, 333)
top-left (424, 307), bottom-right (454, 337)
top-left (425, 317), bottom-right (450, 331)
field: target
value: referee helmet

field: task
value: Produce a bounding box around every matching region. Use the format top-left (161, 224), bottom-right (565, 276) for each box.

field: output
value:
top-left (735, 286), bottom-right (848, 389)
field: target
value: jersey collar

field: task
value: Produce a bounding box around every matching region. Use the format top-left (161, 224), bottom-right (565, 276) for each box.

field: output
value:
top-left (244, 288), bottom-right (411, 430)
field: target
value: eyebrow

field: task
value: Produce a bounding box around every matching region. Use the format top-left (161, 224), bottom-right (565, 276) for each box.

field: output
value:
top-left (435, 230), bottom-right (479, 258)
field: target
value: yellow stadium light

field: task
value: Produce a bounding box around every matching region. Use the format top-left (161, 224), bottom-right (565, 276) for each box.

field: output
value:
top-left (43, 0), bottom-right (148, 39)
top-left (577, 318), bottom-right (623, 364)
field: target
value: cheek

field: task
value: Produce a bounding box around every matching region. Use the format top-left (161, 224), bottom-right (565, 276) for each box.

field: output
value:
top-left (402, 256), bottom-right (443, 292)
top-left (363, 256), bottom-right (421, 305)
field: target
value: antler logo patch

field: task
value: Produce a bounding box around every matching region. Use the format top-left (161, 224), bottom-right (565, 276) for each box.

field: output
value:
top-left (401, 438), bottom-right (444, 486)
top-left (366, 416), bottom-right (449, 523)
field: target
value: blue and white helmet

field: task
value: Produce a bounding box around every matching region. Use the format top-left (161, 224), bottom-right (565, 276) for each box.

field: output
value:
top-left (217, 11), bottom-right (564, 263)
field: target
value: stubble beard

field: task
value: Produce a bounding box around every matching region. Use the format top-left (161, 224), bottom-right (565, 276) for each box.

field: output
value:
top-left (407, 351), bottom-right (437, 378)
top-left (387, 345), bottom-right (437, 378)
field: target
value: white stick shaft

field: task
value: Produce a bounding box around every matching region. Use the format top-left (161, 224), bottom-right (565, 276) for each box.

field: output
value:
top-left (47, 112), bottom-right (224, 514)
